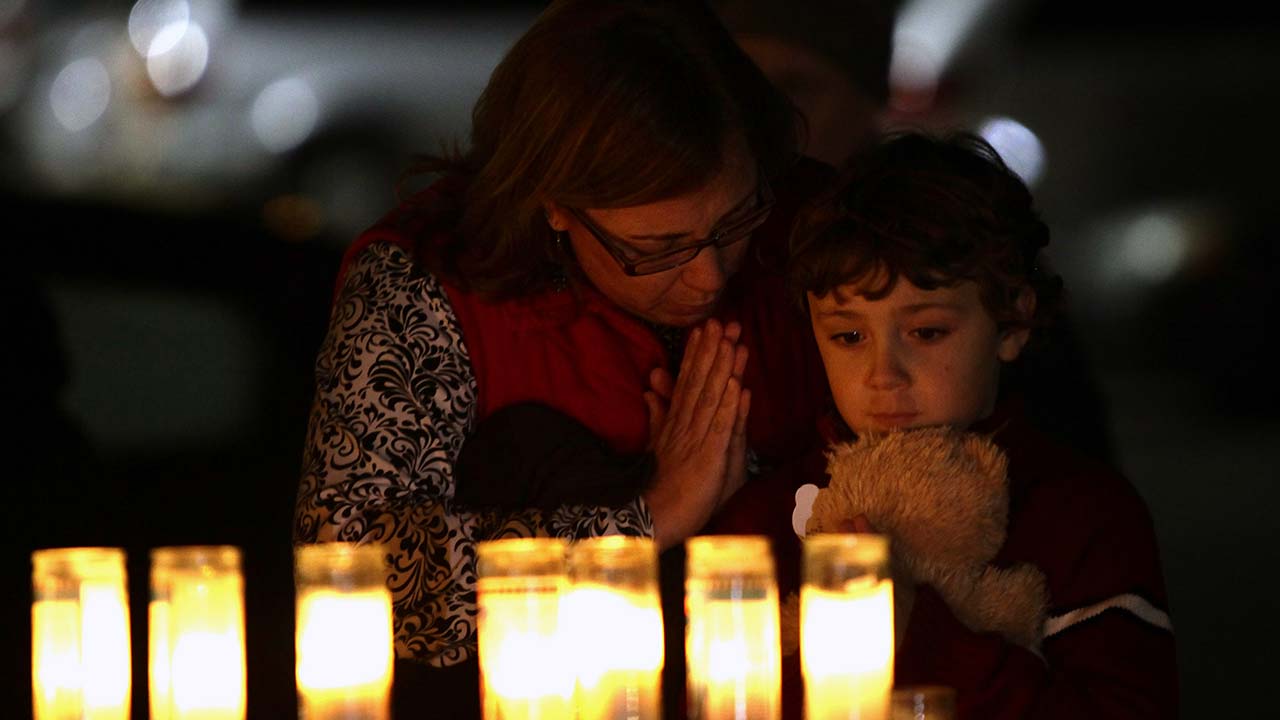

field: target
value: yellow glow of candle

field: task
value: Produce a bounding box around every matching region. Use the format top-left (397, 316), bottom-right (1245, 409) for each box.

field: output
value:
top-left (801, 535), bottom-right (894, 720)
top-left (149, 600), bottom-right (172, 720)
top-left (149, 546), bottom-right (246, 720)
top-left (564, 536), bottom-right (664, 720)
top-left (477, 538), bottom-right (574, 720)
top-left (295, 542), bottom-right (393, 720)
top-left (685, 536), bottom-right (781, 720)
top-left (31, 547), bottom-right (132, 720)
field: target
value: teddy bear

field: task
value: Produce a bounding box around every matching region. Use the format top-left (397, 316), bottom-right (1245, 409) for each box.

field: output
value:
top-left (781, 426), bottom-right (1048, 656)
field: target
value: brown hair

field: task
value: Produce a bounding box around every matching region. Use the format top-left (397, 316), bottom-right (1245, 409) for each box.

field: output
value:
top-left (409, 0), bottom-right (799, 298)
top-left (788, 131), bottom-right (1061, 330)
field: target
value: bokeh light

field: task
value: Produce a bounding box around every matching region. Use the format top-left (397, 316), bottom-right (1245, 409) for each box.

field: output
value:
top-left (1115, 211), bottom-right (1193, 284)
top-left (50, 57), bottom-right (111, 132)
top-left (145, 21), bottom-right (210, 96)
top-left (128, 0), bottom-right (190, 57)
top-left (250, 77), bottom-right (319, 153)
top-left (978, 115), bottom-right (1046, 186)
top-left (891, 0), bottom-right (1001, 107)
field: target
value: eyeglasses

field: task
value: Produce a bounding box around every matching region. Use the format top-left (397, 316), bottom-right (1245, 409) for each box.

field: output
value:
top-left (565, 175), bottom-right (775, 276)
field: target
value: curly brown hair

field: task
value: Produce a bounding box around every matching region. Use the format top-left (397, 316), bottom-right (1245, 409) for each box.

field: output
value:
top-left (787, 131), bottom-right (1061, 330)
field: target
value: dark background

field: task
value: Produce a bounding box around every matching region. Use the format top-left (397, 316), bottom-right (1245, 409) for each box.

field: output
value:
top-left (3, 1), bottom-right (1276, 718)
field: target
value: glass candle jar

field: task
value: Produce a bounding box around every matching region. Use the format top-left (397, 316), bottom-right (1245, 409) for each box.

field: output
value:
top-left (564, 536), bottom-right (663, 720)
top-left (476, 537), bottom-right (573, 720)
top-left (800, 534), bottom-right (894, 720)
top-left (32, 547), bottom-right (132, 720)
top-left (685, 535), bottom-right (781, 720)
top-left (295, 542), bottom-right (394, 720)
top-left (149, 545), bottom-right (246, 720)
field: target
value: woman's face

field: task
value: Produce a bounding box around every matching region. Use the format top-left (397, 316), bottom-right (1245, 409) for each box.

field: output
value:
top-left (547, 151), bottom-right (759, 327)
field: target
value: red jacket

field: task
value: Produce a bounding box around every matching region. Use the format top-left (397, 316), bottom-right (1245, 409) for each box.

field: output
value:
top-left (338, 158), bottom-right (833, 467)
top-left (711, 405), bottom-right (1179, 720)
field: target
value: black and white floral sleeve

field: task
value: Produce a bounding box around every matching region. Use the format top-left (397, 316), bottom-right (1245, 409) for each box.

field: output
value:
top-left (295, 243), bottom-right (654, 666)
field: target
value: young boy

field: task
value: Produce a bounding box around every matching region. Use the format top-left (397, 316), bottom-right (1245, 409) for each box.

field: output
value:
top-left (710, 132), bottom-right (1178, 719)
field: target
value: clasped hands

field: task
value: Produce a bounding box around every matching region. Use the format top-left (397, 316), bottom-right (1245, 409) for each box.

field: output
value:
top-left (641, 319), bottom-right (752, 551)
top-left (639, 318), bottom-right (882, 550)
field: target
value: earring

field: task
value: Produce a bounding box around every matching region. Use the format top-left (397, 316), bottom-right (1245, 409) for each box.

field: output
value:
top-left (549, 229), bottom-right (572, 292)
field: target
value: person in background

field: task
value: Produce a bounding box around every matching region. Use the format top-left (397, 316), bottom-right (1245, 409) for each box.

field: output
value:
top-left (713, 0), bottom-right (899, 166)
top-left (293, 1), bottom-right (831, 716)
top-left (714, 132), bottom-right (1178, 718)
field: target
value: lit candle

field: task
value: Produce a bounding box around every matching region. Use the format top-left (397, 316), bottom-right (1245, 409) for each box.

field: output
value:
top-left (564, 536), bottom-right (663, 720)
top-left (476, 538), bottom-right (574, 720)
top-left (295, 542), bottom-right (394, 720)
top-left (149, 546), bottom-right (247, 720)
top-left (31, 547), bottom-right (132, 720)
top-left (800, 534), bottom-right (894, 720)
top-left (685, 536), bottom-right (781, 720)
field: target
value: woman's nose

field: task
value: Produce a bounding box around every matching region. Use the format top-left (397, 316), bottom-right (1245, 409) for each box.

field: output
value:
top-left (680, 245), bottom-right (728, 295)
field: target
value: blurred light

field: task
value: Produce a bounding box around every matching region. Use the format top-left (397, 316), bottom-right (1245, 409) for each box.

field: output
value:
top-left (149, 547), bottom-right (246, 720)
top-left (250, 77), bottom-right (318, 153)
top-left (128, 0), bottom-right (189, 57)
top-left (0, 0), bottom-right (26, 26)
top-left (801, 535), bottom-right (893, 720)
top-left (685, 536), bottom-right (781, 719)
top-left (50, 57), bottom-right (111, 132)
top-left (886, 38), bottom-right (938, 112)
top-left (563, 537), bottom-right (663, 720)
top-left (890, 30), bottom-right (941, 89)
top-left (978, 116), bottom-right (1046, 186)
top-left (295, 544), bottom-right (393, 720)
top-left (146, 21), bottom-right (209, 96)
top-left (891, 0), bottom-right (1001, 106)
top-left (1115, 212), bottom-right (1193, 283)
top-left (32, 548), bottom-right (132, 720)
top-left (476, 539), bottom-right (575, 718)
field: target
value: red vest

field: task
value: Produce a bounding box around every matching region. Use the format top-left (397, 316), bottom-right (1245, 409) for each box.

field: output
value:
top-left (338, 159), bottom-right (834, 467)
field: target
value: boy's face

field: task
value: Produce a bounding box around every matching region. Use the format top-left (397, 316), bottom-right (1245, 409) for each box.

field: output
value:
top-left (808, 276), bottom-right (1031, 435)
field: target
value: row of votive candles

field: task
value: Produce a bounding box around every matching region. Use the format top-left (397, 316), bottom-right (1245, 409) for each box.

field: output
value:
top-left (32, 533), bottom-right (893, 720)
top-left (31, 543), bottom-right (392, 720)
top-left (476, 534), bottom-right (894, 720)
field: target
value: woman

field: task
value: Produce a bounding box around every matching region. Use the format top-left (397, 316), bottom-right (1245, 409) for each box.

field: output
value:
top-left (294, 0), bottom-right (831, 697)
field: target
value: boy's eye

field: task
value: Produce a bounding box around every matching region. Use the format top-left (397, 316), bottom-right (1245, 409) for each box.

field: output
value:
top-left (831, 331), bottom-right (863, 346)
top-left (911, 327), bottom-right (951, 342)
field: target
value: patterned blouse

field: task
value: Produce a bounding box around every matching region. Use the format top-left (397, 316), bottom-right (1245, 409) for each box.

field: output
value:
top-left (294, 243), bottom-right (653, 666)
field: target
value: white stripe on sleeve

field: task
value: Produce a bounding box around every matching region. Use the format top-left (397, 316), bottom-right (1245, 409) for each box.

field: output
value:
top-left (1043, 593), bottom-right (1173, 639)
